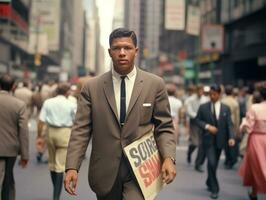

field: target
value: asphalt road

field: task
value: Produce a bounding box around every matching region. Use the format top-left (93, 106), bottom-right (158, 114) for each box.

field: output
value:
top-left (14, 119), bottom-right (265, 200)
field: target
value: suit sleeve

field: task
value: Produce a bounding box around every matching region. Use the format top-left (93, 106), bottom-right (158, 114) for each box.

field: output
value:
top-left (152, 78), bottom-right (176, 160)
top-left (226, 107), bottom-right (235, 139)
top-left (195, 105), bottom-right (207, 130)
top-left (65, 83), bottom-right (92, 171)
top-left (18, 103), bottom-right (29, 160)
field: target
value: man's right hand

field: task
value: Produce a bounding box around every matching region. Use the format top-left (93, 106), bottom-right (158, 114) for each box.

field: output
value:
top-left (64, 169), bottom-right (78, 195)
top-left (207, 125), bottom-right (218, 135)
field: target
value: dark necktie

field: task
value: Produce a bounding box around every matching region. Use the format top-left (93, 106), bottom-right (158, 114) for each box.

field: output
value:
top-left (212, 103), bottom-right (218, 127)
top-left (120, 76), bottom-right (126, 126)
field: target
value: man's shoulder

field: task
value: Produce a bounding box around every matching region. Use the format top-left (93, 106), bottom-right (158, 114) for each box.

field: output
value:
top-left (0, 93), bottom-right (25, 108)
top-left (199, 101), bottom-right (210, 109)
top-left (221, 102), bottom-right (231, 111)
top-left (138, 68), bottom-right (163, 81)
top-left (83, 72), bottom-right (109, 87)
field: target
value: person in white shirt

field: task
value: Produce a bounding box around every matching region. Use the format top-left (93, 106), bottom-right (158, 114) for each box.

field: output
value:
top-left (186, 85), bottom-right (209, 171)
top-left (38, 83), bottom-right (77, 200)
top-left (167, 83), bottom-right (182, 143)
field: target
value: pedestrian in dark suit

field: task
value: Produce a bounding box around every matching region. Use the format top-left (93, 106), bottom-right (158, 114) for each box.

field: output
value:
top-left (196, 84), bottom-right (235, 199)
top-left (0, 74), bottom-right (29, 200)
top-left (64, 28), bottom-right (177, 200)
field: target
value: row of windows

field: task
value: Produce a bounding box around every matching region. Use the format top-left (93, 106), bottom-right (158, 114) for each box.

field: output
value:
top-left (221, 0), bottom-right (266, 23)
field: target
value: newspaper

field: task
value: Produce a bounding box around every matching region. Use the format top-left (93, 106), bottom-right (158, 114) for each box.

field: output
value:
top-left (123, 129), bottom-right (164, 200)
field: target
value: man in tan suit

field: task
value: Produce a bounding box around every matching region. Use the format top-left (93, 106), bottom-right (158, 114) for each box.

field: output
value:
top-left (64, 28), bottom-right (176, 199)
top-left (0, 74), bottom-right (29, 200)
top-left (14, 80), bottom-right (33, 120)
top-left (222, 85), bottom-right (240, 169)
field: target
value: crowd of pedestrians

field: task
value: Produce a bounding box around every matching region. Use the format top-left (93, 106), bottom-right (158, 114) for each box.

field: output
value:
top-left (0, 68), bottom-right (266, 200)
top-left (0, 74), bottom-right (80, 200)
top-left (166, 81), bottom-right (266, 199)
top-left (1, 69), bottom-right (266, 200)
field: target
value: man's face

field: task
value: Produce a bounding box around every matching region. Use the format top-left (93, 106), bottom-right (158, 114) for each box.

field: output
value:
top-left (108, 37), bottom-right (138, 75)
top-left (209, 90), bottom-right (220, 103)
top-left (197, 88), bottom-right (204, 97)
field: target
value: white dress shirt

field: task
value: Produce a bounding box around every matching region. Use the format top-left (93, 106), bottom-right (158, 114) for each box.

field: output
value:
top-left (168, 96), bottom-right (182, 118)
top-left (112, 66), bottom-right (137, 121)
top-left (186, 94), bottom-right (209, 119)
top-left (212, 100), bottom-right (221, 120)
top-left (39, 95), bottom-right (77, 127)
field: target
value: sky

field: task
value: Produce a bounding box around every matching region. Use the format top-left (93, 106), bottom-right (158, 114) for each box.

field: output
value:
top-left (96, 0), bottom-right (116, 49)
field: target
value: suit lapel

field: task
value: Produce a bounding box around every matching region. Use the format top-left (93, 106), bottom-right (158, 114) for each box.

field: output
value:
top-left (103, 71), bottom-right (119, 123)
top-left (218, 103), bottom-right (224, 122)
top-left (126, 69), bottom-right (144, 119)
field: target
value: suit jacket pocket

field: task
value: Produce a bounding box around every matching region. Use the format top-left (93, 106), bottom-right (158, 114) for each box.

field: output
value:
top-left (140, 105), bottom-right (153, 125)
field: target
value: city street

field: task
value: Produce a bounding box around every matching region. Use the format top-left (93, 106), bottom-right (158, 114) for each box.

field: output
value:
top-left (1, 0), bottom-right (266, 199)
top-left (13, 119), bottom-right (263, 200)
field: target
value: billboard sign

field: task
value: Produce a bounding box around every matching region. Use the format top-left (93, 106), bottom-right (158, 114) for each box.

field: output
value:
top-left (165, 0), bottom-right (185, 30)
top-left (186, 5), bottom-right (200, 36)
top-left (201, 24), bottom-right (224, 52)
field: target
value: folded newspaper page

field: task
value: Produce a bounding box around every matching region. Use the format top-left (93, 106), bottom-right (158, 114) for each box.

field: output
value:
top-left (123, 129), bottom-right (163, 200)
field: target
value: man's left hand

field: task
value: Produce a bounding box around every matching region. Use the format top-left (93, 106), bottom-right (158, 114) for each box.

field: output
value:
top-left (228, 139), bottom-right (235, 147)
top-left (19, 159), bottom-right (28, 168)
top-left (161, 157), bottom-right (176, 184)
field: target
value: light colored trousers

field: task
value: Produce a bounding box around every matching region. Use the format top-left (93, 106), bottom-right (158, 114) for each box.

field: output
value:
top-left (47, 127), bottom-right (71, 173)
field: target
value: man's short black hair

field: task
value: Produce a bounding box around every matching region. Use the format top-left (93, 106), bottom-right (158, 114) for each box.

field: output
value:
top-left (56, 83), bottom-right (70, 95)
top-left (225, 85), bottom-right (233, 95)
top-left (210, 84), bottom-right (221, 93)
top-left (0, 74), bottom-right (15, 91)
top-left (109, 28), bottom-right (137, 47)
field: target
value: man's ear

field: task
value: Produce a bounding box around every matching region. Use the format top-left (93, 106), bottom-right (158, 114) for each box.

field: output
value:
top-left (108, 48), bottom-right (112, 57)
top-left (135, 47), bottom-right (139, 56)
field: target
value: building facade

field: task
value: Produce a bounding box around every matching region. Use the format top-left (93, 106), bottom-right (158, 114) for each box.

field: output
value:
top-left (221, 0), bottom-right (266, 85)
top-left (0, 0), bottom-right (32, 78)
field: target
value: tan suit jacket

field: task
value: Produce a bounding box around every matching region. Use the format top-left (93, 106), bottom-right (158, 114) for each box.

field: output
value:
top-left (222, 96), bottom-right (240, 134)
top-left (14, 87), bottom-right (33, 119)
top-left (66, 68), bottom-right (176, 195)
top-left (0, 91), bottom-right (29, 159)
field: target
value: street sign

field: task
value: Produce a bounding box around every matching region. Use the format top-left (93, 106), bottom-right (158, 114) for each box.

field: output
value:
top-left (201, 24), bottom-right (224, 52)
top-left (186, 5), bottom-right (200, 36)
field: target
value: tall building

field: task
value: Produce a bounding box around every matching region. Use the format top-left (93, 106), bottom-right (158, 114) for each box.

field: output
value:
top-left (143, 0), bottom-right (161, 71)
top-left (71, 0), bottom-right (84, 77)
top-left (0, 0), bottom-right (32, 78)
top-left (29, 0), bottom-right (86, 80)
top-left (29, 0), bottom-right (62, 80)
top-left (85, 0), bottom-right (102, 75)
top-left (112, 0), bottom-right (124, 29)
top-left (124, 0), bottom-right (161, 71)
top-left (60, 0), bottom-right (74, 78)
top-left (196, 0), bottom-right (266, 85)
top-left (124, 0), bottom-right (142, 66)
top-left (220, 0), bottom-right (266, 85)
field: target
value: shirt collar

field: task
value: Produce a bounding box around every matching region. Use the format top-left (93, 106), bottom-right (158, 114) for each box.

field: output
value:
top-left (56, 95), bottom-right (67, 99)
top-left (112, 66), bottom-right (136, 81)
top-left (213, 100), bottom-right (221, 106)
